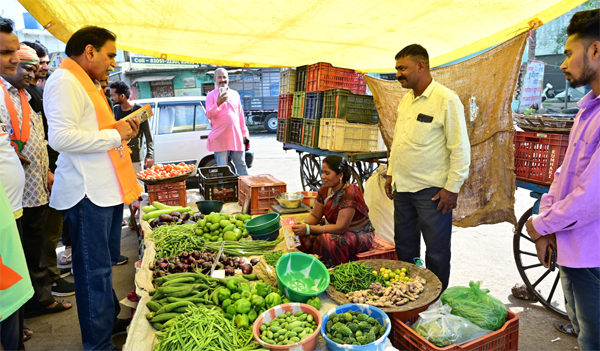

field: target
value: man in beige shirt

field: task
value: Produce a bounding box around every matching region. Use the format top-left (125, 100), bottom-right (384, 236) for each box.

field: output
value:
top-left (385, 44), bottom-right (470, 291)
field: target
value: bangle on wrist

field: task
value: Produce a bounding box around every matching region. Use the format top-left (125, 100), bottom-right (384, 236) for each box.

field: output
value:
top-left (306, 223), bottom-right (310, 235)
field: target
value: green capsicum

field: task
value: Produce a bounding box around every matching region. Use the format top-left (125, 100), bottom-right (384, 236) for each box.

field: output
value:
top-left (218, 288), bottom-right (231, 301)
top-left (222, 298), bottom-right (233, 311)
top-left (234, 298), bottom-right (251, 314)
top-left (306, 297), bottom-right (321, 310)
top-left (238, 282), bottom-right (251, 292)
top-left (226, 304), bottom-right (237, 316)
top-left (230, 292), bottom-right (242, 301)
top-left (248, 309), bottom-right (258, 323)
top-left (255, 282), bottom-right (271, 297)
top-left (226, 280), bottom-right (239, 292)
top-left (265, 292), bottom-right (282, 308)
top-left (240, 291), bottom-right (252, 301)
top-left (251, 295), bottom-right (265, 309)
top-left (234, 313), bottom-right (249, 328)
top-left (282, 298), bottom-right (290, 304)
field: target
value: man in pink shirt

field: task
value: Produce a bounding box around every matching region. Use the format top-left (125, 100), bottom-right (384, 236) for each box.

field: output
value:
top-left (526, 9), bottom-right (599, 351)
top-left (206, 68), bottom-right (249, 175)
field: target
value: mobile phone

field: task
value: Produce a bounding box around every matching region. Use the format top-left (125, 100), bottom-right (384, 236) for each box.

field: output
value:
top-left (545, 244), bottom-right (556, 271)
top-left (219, 87), bottom-right (227, 94)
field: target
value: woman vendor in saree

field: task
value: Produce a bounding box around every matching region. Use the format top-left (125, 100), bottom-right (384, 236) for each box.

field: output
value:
top-left (292, 155), bottom-right (375, 266)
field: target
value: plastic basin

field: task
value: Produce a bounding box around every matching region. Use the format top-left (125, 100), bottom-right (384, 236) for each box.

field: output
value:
top-left (276, 252), bottom-right (329, 303)
top-left (245, 213), bottom-right (280, 234)
top-left (195, 200), bottom-right (224, 214)
top-left (321, 304), bottom-right (391, 351)
top-left (249, 224), bottom-right (281, 241)
top-left (253, 303), bottom-right (322, 351)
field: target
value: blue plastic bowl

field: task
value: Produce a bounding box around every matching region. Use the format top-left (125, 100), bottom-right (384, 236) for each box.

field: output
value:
top-left (320, 304), bottom-right (391, 351)
top-left (249, 224), bottom-right (281, 241)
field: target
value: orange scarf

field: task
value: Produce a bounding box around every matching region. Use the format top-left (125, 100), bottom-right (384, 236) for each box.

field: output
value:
top-left (0, 80), bottom-right (31, 152)
top-left (58, 58), bottom-right (142, 204)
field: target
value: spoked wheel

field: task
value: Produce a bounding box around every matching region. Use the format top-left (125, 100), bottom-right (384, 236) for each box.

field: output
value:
top-left (348, 167), bottom-right (364, 193)
top-left (300, 154), bottom-right (322, 191)
top-left (351, 161), bottom-right (376, 183)
top-left (513, 207), bottom-right (568, 319)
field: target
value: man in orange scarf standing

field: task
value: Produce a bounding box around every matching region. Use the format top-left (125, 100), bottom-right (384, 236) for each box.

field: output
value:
top-left (43, 26), bottom-right (141, 351)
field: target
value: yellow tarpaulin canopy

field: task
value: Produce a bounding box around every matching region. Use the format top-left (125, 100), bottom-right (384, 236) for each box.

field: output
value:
top-left (20, 0), bottom-right (585, 72)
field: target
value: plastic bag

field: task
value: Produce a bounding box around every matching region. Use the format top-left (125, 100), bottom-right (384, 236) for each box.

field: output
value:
top-left (441, 281), bottom-right (508, 331)
top-left (411, 301), bottom-right (492, 347)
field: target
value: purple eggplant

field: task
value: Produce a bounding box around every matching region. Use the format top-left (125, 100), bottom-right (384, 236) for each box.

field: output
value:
top-left (241, 264), bottom-right (253, 275)
top-left (250, 258), bottom-right (260, 266)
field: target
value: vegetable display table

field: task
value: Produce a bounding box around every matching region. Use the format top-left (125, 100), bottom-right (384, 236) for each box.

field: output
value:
top-left (124, 202), bottom-right (399, 351)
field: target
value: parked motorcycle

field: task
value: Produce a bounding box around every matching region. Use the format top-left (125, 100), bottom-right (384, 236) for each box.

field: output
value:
top-left (541, 83), bottom-right (555, 101)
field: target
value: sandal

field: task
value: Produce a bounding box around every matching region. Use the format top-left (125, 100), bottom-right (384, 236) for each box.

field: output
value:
top-left (553, 321), bottom-right (578, 336)
top-left (58, 252), bottom-right (72, 265)
top-left (23, 326), bottom-right (33, 342)
top-left (25, 300), bottom-right (72, 318)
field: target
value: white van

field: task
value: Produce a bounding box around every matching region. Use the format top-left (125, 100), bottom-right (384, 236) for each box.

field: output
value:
top-left (133, 96), bottom-right (253, 177)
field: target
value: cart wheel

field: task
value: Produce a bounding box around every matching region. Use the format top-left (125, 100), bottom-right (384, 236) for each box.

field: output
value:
top-left (513, 207), bottom-right (568, 319)
top-left (348, 167), bottom-right (364, 193)
top-left (352, 161), bottom-right (376, 182)
top-left (300, 154), bottom-right (322, 191)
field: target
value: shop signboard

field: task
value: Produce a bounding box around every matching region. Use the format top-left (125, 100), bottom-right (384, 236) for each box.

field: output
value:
top-left (519, 61), bottom-right (545, 112)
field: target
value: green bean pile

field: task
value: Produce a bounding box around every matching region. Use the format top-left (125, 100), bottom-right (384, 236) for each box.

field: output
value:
top-left (264, 250), bottom-right (285, 267)
top-left (331, 262), bottom-right (385, 294)
top-left (155, 305), bottom-right (262, 351)
top-left (151, 223), bottom-right (285, 257)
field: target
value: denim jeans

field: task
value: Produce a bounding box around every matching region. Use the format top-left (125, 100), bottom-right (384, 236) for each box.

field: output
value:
top-left (393, 187), bottom-right (453, 291)
top-left (214, 150), bottom-right (248, 175)
top-left (63, 198), bottom-right (122, 351)
top-left (560, 266), bottom-right (600, 351)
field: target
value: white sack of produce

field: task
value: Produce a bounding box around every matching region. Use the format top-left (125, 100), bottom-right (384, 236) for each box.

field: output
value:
top-left (411, 300), bottom-right (492, 347)
top-left (364, 165), bottom-right (394, 244)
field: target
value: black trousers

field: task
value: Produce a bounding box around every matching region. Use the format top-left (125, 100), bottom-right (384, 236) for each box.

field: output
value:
top-left (21, 204), bottom-right (55, 312)
top-left (393, 187), bottom-right (453, 291)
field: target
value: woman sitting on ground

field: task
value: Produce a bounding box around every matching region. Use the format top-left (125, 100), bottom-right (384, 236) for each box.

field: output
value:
top-left (292, 155), bottom-right (375, 266)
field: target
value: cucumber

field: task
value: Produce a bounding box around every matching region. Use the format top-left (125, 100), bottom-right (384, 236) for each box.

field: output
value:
top-left (157, 284), bottom-right (191, 295)
top-left (173, 306), bottom-right (193, 313)
top-left (151, 312), bottom-right (181, 323)
top-left (146, 301), bottom-right (162, 312)
top-left (162, 277), bottom-right (195, 287)
top-left (142, 205), bottom-right (158, 213)
top-left (152, 322), bottom-right (163, 330)
top-left (165, 286), bottom-right (195, 298)
top-left (150, 290), bottom-right (164, 301)
top-left (156, 300), bottom-right (194, 314)
top-left (152, 201), bottom-right (182, 210)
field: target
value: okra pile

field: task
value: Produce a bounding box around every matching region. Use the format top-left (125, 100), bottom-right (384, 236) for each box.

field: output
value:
top-left (325, 311), bottom-right (387, 346)
top-left (258, 310), bottom-right (319, 346)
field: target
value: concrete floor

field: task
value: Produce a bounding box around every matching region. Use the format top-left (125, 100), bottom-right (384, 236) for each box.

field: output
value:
top-left (21, 132), bottom-right (581, 351)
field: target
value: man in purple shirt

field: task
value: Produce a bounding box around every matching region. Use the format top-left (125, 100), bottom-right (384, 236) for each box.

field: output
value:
top-left (526, 9), bottom-right (599, 351)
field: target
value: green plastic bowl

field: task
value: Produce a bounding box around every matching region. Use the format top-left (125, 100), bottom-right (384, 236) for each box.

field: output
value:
top-left (245, 213), bottom-right (280, 234)
top-left (276, 252), bottom-right (330, 303)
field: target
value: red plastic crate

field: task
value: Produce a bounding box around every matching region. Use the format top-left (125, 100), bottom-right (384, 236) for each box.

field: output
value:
top-left (357, 249), bottom-right (398, 260)
top-left (306, 62), bottom-right (366, 94)
top-left (147, 181), bottom-right (187, 207)
top-left (514, 131), bottom-right (569, 185)
top-left (391, 310), bottom-right (519, 351)
top-left (278, 94), bottom-right (293, 119)
top-left (238, 175), bottom-right (287, 215)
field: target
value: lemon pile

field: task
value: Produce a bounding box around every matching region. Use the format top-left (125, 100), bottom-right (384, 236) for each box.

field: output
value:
top-left (372, 267), bottom-right (415, 285)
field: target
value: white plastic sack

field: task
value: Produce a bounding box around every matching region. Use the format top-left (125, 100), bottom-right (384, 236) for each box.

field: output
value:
top-left (364, 165), bottom-right (395, 244)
